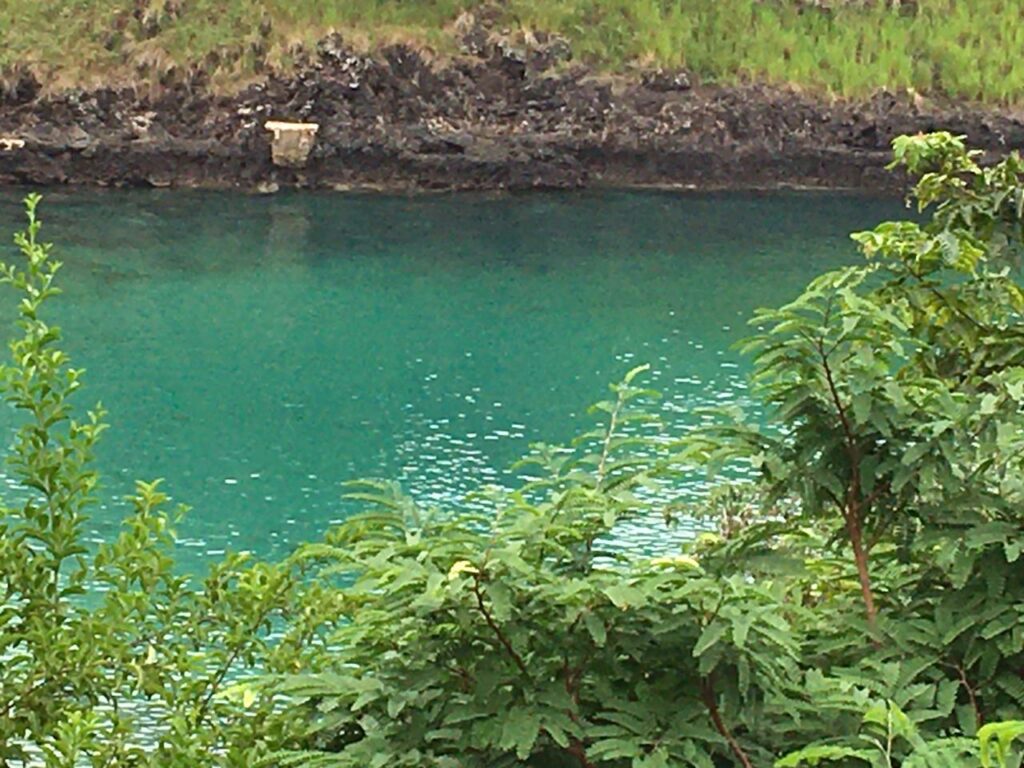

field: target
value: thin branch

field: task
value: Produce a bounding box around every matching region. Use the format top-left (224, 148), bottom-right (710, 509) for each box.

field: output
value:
top-left (863, 482), bottom-right (893, 552)
top-left (470, 576), bottom-right (528, 675)
top-left (817, 340), bottom-right (857, 453)
top-left (566, 739), bottom-right (597, 768)
top-left (817, 337), bottom-right (879, 630)
top-left (559, 614), bottom-right (592, 768)
top-left (911, 270), bottom-right (989, 333)
top-left (863, 481), bottom-right (890, 511)
top-left (194, 576), bottom-right (294, 726)
top-left (596, 386), bottom-right (626, 486)
top-left (445, 663), bottom-right (474, 692)
top-left (700, 675), bottom-right (754, 768)
top-left (955, 663), bottom-right (984, 728)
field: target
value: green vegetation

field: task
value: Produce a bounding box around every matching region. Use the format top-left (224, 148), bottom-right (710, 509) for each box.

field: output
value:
top-left (2, 133), bottom-right (1024, 766)
top-left (271, 132), bottom-right (1024, 767)
top-left (2, 0), bottom-right (1024, 102)
top-left (0, 195), bottom-right (342, 765)
top-left (0, 0), bottom-right (475, 91)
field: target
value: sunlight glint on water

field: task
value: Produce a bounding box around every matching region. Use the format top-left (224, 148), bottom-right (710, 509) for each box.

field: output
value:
top-left (0, 189), bottom-right (902, 571)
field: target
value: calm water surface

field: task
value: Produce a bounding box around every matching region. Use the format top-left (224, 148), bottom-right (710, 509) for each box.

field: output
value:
top-left (0, 189), bottom-right (903, 570)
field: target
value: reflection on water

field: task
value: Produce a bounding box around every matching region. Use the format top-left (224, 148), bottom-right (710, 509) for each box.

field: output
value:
top-left (0, 188), bottom-right (903, 571)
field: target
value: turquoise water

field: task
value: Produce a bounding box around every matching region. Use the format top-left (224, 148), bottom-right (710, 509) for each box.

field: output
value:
top-left (0, 189), bottom-right (902, 570)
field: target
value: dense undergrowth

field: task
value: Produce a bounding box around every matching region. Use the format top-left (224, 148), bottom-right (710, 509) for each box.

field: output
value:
top-left (1, 132), bottom-right (1023, 767)
top-left (2, 0), bottom-right (1024, 103)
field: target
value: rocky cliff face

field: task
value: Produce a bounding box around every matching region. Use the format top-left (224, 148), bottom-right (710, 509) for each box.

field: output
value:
top-left (1, 31), bottom-right (1021, 191)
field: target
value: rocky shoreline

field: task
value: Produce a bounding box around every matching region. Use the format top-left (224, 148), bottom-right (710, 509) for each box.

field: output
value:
top-left (2, 33), bottom-right (1023, 192)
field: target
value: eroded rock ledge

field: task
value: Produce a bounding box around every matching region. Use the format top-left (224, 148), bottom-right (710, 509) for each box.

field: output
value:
top-left (1, 34), bottom-right (1021, 192)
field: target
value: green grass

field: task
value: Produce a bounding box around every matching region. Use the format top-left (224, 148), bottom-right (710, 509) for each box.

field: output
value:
top-left (0, 0), bottom-right (475, 90)
top-left (511, 0), bottom-right (1020, 103)
top-left (1, 0), bottom-right (1022, 103)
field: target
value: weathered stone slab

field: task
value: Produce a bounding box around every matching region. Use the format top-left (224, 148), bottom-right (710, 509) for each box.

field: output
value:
top-left (264, 121), bottom-right (319, 168)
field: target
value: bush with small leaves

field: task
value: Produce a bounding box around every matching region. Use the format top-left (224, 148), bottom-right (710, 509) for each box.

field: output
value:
top-left (1, 134), bottom-right (1023, 768)
top-left (0, 195), bottom-right (339, 767)
top-left (271, 134), bottom-right (1024, 768)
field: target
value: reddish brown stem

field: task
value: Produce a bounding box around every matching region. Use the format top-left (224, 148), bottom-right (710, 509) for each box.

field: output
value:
top-left (956, 663), bottom-right (984, 728)
top-left (701, 676), bottom-right (754, 768)
top-left (471, 577), bottom-right (528, 675)
top-left (563, 663), bottom-right (582, 705)
top-left (818, 338), bottom-right (879, 631)
top-left (560, 661), bottom-right (593, 767)
top-left (567, 740), bottom-right (596, 768)
top-left (845, 512), bottom-right (878, 630)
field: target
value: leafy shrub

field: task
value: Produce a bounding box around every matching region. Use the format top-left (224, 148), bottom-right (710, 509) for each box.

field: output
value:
top-left (1, 133), bottom-right (1023, 767)
top-left (273, 369), bottom-right (804, 768)
top-left (272, 133), bottom-right (1024, 767)
top-left (0, 195), bottom-right (338, 766)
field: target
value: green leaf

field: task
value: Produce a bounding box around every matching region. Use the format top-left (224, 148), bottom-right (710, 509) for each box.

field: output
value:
top-left (979, 720), bottom-right (1024, 768)
top-left (500, 708), bottom-right (541, 760)
top-left (693, 621), bottom-right (727, 658)
top-left (603, 584), bottom-right (647, 610)
top-left (633, 747), bottom-right (670, 768)
top-left (487, 581), bottom-right (513, 623)
top-left (590, 737), bottom-right (642, 760)
top-left (980, 393), bottom-right (1000, 415)
top-left (732, 613), bottom-right (753, 649)
top-left (775, 745), bottom-right (874, 767)
top-left (584, 612), bottom-right (607, 646)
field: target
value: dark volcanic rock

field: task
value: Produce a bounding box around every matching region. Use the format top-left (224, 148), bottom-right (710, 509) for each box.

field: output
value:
top-left (642, 69), bottom-right (693, 93)
top-left (0, 69), bottom-right (41, 107)
top-left (2, 37), bottom-right (1024, 191)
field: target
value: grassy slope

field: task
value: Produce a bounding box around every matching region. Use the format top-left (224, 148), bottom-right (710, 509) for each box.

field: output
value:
top-left (1, 0), bottom-right (1021, 103)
